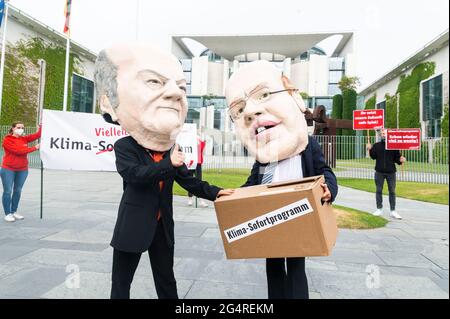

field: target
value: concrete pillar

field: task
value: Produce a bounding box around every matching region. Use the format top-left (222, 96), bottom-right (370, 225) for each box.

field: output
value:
top-left (191, 56), bottom-right (209, 95)
top-left (232, 60), bottom-right (239, 75)
top-left (283, 58), bottom-right (291, 78)
top-left (199, 107), bottom-right (207, 129)
top-left (206, 104), bottom-right (215, 129)
top-left (222, 59), bottom-right (230, 95)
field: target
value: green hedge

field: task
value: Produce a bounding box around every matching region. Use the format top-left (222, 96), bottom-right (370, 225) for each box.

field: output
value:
top-left (342, 89), bottom-right (357, 136)
top-left (385, 93), bottom-right (397, 129)
top-left (442, 105), bottom-right (448, 137)
top-left (397, 62), bottom-right (435, 129)
top-left (1, 37), bottom-right (82, 125)
top-left (331, 94), bottom-right (343, 135)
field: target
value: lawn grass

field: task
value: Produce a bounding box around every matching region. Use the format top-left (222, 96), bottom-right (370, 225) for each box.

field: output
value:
top-left (173, 169), bottom-right (250, 196)
top-left (333, 204), bottom-right (388, 229)
top-left (174, 169), bottom-right (448, 205)
top-left (338, 178), bottom-right (449, 205)
top-left (174, 169), bottom-right (388, 229)
top-left (337, 158), bottom-right (448, 174)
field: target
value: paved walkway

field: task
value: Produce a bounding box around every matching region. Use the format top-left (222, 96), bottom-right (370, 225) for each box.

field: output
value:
top-left (0, 169), bottom-right (448, 299)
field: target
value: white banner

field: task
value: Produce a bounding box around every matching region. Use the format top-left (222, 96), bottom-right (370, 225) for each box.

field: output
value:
top-left (41, 110), bottom-right (127, 171)
top-left (41, 110), bottom-right (199, 171)
top-left (176, 123), bottom-right (198, 170)
top-left (224, 198), bottom-right (314, 243)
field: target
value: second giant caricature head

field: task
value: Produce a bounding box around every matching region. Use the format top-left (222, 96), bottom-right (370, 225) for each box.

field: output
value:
top-left (225, 61), bottom-right (309, 164)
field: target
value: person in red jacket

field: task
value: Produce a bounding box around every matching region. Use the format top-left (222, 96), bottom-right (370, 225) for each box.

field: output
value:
top-left (1, 121), bottom-right (41, 222)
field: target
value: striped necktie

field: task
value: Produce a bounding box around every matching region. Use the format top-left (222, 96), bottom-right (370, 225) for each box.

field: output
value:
top-left (261, 162), bottom-right (277, 184)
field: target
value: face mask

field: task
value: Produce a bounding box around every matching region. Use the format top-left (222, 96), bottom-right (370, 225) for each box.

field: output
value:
top-left (14, 128), bottom-right (24, 136)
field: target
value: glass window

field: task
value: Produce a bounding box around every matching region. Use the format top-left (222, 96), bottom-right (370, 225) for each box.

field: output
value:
top-left (303, 98), bottom-right (313, 109)
top-left (376, 101), bottom-right (386, 112)
top-left (422, 74), bottom-right (443, 138)
top-left (329, 71), bottom-right (344, 84)
top-left (426, 119), bottom-right (441, 138)
top-left (422, 75), bottom-right (443, 122)
top-left (187, 97), bottom-right (203, 108)
top-left (186, 108), bottom-right (200, 126)
top-left (180, 59), bottom-right (192, 72)
top-left (315, 98), bottom-right (333, 116)
top-left (183, 71), bottom-right (191, 84)
top-left (329, 57), bottom-right (345, 70)
top-left (71, 74), bottom-right (94, 113)
top-left (328, 84), bottom-right (341, 96)
top-left (214, 109), bottom-right (224, 130)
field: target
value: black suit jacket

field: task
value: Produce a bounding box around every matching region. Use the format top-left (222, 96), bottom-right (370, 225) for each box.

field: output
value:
top-left (111, 136), bottom-right (221, 253)
top-left (242, 136), bottom-right (338, 202)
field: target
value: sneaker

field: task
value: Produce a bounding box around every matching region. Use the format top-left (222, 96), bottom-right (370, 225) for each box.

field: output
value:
top-left (4, 214), bottom-right (15, 222)
top-left (12, 213), bottom-right (24, 220)
top-left (187, 199), bottom-right (193, 206)
top-left (390, 210), bottom-right (402, 220)
top-left (373, 209), bottom-right (383, 216)
top-left (200, 201), bottom-right (208, 208)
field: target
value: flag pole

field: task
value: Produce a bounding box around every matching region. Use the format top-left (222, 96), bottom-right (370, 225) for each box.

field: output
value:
top-left (0, 0), bottom-right (10, 117)
top-left (62, 36), bottom-right (70, 111)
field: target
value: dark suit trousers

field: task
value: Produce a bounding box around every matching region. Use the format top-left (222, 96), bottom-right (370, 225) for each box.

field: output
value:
top-left (266, 257), bottom-right (309, 299)
top-left (111, 221), bottom-right (177, 299)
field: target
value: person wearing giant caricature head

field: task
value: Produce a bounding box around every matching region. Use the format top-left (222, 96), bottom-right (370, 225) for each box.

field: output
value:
top-left (94, 44), bottom-right (233, 299)
top-left (225, 60), bottom-right (338, 299)
top-left (95, 44), bottom-right (188, 150)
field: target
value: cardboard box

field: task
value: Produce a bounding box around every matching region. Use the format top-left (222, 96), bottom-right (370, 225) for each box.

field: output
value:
top-left (214, 175), bottom-right (338, 259)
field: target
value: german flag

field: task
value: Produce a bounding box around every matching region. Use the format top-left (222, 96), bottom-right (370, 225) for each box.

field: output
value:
top-left (63, 0), bottom-right (71, 35)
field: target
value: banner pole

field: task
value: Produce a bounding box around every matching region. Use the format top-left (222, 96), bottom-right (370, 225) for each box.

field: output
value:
top-left (0, 0), bottom-right (10, 116)
top-left (40, 160), bottom-right (43, 219)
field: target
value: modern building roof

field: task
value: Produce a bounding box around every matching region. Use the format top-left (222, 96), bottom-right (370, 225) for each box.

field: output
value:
top-left (6, 4), bottom-right (97, 61)
top-left (172, 32), bottom-right (353, 60)
top-left (359, 29), bottom-right (449, 97)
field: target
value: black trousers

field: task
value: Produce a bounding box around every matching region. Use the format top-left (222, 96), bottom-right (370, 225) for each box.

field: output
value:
top-left (111, 221), bottom-right (177, 299)
top-left (375, 171), bottom-right (396, 211)
top-left (188, 164), bottom-right (202, 197)
top-left (266, 257), bottom-right (309, 299)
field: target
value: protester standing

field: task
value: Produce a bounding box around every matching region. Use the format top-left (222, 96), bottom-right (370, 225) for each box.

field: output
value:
top-left (367, 129), bottom-right (406, 219)
top-left (1, 122), bottom-right (41, 222)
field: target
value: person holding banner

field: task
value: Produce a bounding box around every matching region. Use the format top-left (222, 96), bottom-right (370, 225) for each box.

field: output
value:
top-left (94, 43), bottom-right (233, 299)
top-left (1, 122), bottom-right (41, 222)
top-left (367, 129), bottom-right (406, 220)
top-left (225, 61), bottom-right (338, 299)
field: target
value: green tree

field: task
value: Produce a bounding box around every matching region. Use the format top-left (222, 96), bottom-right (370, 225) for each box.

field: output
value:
top-left (397, 62), bottom-right (435, 128)
top-left (364, 95), bottom-right (376, 110)
top-left (385, 93), bottom-right (398, 129)
top-left (338, 76), bottom-right (361, 92)
top-left (331, 94), bottom-right (343, 135)
top-left (342, 89), bottom-right (357, 136)
top-left (442, 104), bottom-right (449, 137)
top-left (1, 37), bottom-right (82, 125)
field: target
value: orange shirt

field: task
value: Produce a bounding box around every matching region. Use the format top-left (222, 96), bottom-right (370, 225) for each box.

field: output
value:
top-left (150, 151), bottom-right (165, 221)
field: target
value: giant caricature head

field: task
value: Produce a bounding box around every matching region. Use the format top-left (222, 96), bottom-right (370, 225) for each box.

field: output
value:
top-left (94, 44), bottom-right (188, 151)
top-left (225, 60), bottom-right (308, 164)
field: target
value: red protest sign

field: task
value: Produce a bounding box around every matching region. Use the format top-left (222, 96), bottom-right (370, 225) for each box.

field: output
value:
top-left (386, 129), bottom-right (421, 150)
top-left (353, 109), bottom-right (384, 130)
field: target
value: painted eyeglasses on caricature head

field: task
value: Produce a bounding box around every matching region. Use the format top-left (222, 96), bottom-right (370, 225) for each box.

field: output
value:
top-left (228, 86), bottom-right (299, 123)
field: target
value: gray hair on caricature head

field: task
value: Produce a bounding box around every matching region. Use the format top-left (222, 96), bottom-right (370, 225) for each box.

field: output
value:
top-left (94, 50), bottom-right (119, 109)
